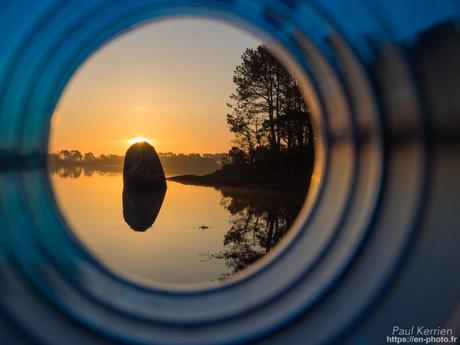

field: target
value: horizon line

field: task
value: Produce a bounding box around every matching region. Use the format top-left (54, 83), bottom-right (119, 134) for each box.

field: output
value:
top-left (49, 150), bottom-right (228, 156)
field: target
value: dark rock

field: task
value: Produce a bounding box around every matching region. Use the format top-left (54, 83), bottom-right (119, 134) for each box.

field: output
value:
top-left (123, 141), bottom-right (165, 185)
top-left (122, 142), bottom-right (167, 231)
top-left (122, 182), bottom-right (166, 232)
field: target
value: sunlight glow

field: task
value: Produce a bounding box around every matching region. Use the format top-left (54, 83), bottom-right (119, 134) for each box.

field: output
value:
top-left (128, 137), bottom-right (153, 145)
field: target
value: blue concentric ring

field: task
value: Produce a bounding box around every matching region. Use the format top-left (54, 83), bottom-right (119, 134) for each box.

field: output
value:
top-left (0, 1), bottom-right (459, 344)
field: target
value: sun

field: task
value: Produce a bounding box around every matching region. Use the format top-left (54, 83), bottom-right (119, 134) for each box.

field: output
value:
top-left (128, 136), bottom-right (153, 145)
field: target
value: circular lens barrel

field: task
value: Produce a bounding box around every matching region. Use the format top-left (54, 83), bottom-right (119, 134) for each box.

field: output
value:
top-left (0, 1), bottom-right (459, 344)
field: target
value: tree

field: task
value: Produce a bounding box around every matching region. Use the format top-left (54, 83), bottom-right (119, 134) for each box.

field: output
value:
top-left (70, 150), bottom-right (82, 161)
top-left (226, 99), bottom-right (262, 163)
top-left (58, 150), bottom-right (71, 161)
top-left (228, 146), bottom-right (248, 166)
top-left (228, 45), bottom-right (312, 164)
top-left (84, 152), bottom-right (95, 161)
top-left (231, 46), bottom-right (286, 152)
top-left (277, 110), bottom-right (313, 154)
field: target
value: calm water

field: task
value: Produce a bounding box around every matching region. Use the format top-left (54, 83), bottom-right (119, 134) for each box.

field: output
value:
top-left (51, 166), bottom-right (306, 285)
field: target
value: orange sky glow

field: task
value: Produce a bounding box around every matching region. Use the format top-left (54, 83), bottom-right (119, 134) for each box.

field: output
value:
top-left (49, 17), bottom-right (264, 156)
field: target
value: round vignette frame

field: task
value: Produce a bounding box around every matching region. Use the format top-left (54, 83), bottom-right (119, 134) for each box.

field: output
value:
top-left (0, 0), bottom-right (440, 344)
top-left (48, 12), bottom-right (327, 292)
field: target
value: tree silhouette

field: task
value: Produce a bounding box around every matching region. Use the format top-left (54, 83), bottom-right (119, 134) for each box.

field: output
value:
top-left (58, 150), bottom-right (71, 161)
top-left (84, 152), bottom-right (95, 161)
top-left (228, 146), bottom-right (248, 166)
top-left (227, 45), bottom-right (313, 167)
top-left (70, 150), bottom-right (83, 161)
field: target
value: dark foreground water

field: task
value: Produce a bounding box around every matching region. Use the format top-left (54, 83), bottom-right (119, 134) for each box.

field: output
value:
top-left (50, 166), bottom-right (307, 285)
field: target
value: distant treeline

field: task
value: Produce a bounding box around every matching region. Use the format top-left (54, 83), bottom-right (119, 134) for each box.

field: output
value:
top-left (48, 150), bottom-right (228, 176)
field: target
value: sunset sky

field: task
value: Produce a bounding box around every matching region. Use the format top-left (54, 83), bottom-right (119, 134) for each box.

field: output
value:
top-left (50, 17), bottom-right (264, 156)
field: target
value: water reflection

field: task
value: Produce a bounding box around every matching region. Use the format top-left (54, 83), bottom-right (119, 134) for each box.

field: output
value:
top-left (209, 186), bottom-right (306, 278)
top-left (49, 164), bottom-right (122, 178)
top-left (122, 182), bottom-right (167, 232)
top-left (49, 168), bottom-right (308, 283)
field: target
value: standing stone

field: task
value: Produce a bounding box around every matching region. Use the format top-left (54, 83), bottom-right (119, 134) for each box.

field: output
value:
top-left (123, 141), bottom-right (166, 185)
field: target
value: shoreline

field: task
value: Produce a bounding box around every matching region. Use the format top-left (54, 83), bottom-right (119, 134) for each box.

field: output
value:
top-left (168, 171), bottom-right (310, 190)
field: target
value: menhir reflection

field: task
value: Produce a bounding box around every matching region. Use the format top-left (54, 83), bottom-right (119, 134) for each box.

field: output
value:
top-left (122, 182), bottom-right (166, 232)
top-left (122, 142), bottom-right (167, 232)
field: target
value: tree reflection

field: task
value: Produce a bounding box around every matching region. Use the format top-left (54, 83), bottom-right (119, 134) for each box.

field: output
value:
top-left (48, 164), bottom-right (122, 178)
top-left (50, 165), bottom-right (83, 178)
top-left (211, 186), bottom-right (307, 278)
